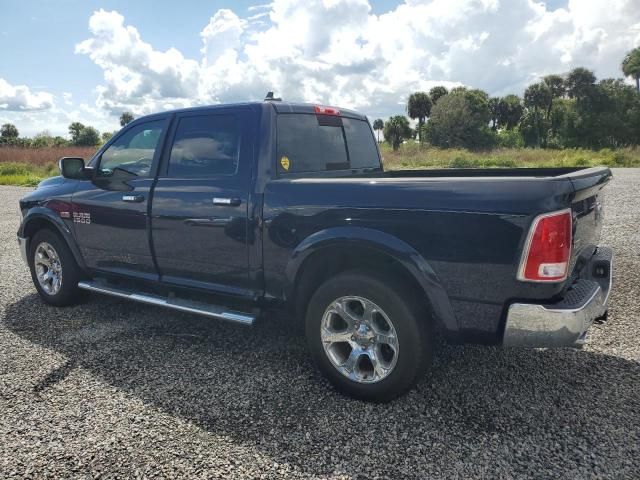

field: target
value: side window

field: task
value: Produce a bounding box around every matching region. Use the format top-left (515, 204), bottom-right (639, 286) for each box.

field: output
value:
top-left (342, 118), bottom-right (381, 168)
top-left (99, 120), bottom-right (164, 177)
top-left (168, 114), bottom-right (239, 177)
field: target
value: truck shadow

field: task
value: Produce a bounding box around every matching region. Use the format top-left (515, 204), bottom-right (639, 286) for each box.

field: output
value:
top-left (4, 293), bottom-right (639, 476)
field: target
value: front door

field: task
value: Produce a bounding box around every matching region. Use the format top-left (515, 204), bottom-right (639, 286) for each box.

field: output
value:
top-left (72, 118), bottom-right (168, 279)
top-left (151, 109), bottom-right (253, 295)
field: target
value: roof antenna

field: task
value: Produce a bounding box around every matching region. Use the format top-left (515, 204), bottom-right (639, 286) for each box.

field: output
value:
top-left (264, 91), bottom-right (282, 102)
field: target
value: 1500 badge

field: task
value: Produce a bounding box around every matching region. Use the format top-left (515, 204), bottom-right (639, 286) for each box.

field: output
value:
top-left (72, 212), bottom-right (91, 224)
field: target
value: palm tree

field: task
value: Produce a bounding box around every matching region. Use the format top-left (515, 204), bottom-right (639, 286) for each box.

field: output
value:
top-left (383, 116), bottom-right (412, 151)
top-left (407, 92), bottom-right (432, 144)
top-left (429, 86), bottom-right (448, 104)
top-left (372, 118), bottom-right (384, 143)
top-left (622, 47), bottom-right (640, 92)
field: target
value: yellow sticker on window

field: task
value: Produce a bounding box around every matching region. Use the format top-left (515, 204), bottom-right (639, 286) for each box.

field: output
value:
top-left (280, 156), bottom-right (290, 171)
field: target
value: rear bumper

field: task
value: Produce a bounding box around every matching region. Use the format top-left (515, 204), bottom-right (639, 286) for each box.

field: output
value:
top-left (503, 246), bottom-right (612, 347)
top-left (17, 235), bottom-right (28, 266)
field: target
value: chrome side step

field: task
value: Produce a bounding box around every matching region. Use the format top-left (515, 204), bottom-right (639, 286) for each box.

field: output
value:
top-left (77, 280), bottom-right (256, 326)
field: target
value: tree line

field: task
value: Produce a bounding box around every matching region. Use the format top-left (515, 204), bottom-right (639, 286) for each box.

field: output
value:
top-left (375, 47), bottom-right (640, 151)
top-left (0, 112), bottom-right (135, 148)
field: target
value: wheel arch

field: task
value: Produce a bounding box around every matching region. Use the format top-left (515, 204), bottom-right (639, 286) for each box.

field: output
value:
top-left (284, 226), bottom-right (458, 336)
top-left (20, 208), bottom-right (87, 270)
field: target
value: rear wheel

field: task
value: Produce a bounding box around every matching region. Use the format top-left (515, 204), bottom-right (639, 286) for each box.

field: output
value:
top-left (28, 229), bottom-right (84, 306)
top-left (306, 271), bottom-right (432, 402)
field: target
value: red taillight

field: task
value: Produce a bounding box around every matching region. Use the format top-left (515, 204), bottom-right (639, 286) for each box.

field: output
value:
top-left (518, 209), bottom-right (572, 282)
top-left (314, 105), bottom-right (340, 116)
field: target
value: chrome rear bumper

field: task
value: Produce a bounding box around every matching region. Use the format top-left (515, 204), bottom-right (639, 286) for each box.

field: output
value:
top-left (503, 246), bottom-right (612, 347)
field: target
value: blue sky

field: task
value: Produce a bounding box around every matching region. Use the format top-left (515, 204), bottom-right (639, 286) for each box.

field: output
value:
top-left (1, 0), bottom-right (637, 136)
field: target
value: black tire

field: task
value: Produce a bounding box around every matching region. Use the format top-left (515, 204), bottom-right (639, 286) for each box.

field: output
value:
top-left (305, 270), bottom-right (432, 402)
top-left (28, 229), bottom-right (84, 307)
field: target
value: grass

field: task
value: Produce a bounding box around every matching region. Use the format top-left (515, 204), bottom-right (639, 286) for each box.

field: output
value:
top-left (0, 146), bottom-right (96, 186)
top-left (1, 144), bottom-right (639, 186)
top-left (380, 143), bottom-right (640, 170)
top-left (0, 162), bottom-right (58, 187)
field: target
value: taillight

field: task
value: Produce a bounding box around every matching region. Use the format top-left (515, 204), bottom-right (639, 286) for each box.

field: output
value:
top-left (314, 105), bottom-right (340, 116)
top-left (517, 209), bottom-right (572, 282)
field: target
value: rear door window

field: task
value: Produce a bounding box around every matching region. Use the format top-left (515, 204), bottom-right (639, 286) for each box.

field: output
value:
top-left (277, 114), bottom-right (380, 174)
top-left (168, 114), bottom-right (239, 177)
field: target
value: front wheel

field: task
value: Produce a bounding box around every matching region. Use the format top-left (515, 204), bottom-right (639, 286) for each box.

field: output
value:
top-left (28, 229), bottom-right (84, 307)
top-left (306, 271), bottom-right (432, 402)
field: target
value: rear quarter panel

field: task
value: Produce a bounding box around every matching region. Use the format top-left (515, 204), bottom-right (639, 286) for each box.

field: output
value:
top-left (262, 176), bottom-right (577, 340)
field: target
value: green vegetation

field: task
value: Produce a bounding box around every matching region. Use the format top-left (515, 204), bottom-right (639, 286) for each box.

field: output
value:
top-left (383, 116), bottom-right (412, 151)
top-left (382, 47), bottom-right (640, 152)
top-left (0, 162), bottom-right (58, 187)
top-left (380, 143), bottom-right (640, 170)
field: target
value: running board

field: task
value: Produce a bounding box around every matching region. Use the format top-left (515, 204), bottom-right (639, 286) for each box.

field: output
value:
top-left (77, 280), bottom-right (256, 326)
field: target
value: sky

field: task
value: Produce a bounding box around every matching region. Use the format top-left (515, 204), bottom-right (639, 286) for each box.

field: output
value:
top-left (1, 0), bottom-right (639, 137)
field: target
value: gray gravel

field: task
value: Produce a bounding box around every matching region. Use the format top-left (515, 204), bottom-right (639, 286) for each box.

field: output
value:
top-left (1, 169), bottom-right (639, 479)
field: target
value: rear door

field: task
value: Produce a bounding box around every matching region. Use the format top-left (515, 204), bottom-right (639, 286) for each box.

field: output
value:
top-left (150, 108), bottom-right (254, 295)
top-left (72, 117), bottom-right (168, 279)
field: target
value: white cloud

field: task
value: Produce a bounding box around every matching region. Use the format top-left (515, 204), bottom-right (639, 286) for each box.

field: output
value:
top-left (0, 78), bottom-right (54, 111)
top-left (74, 9), bottom-right (200, 115)
top-left (73, 0), bottom-right (640, 121)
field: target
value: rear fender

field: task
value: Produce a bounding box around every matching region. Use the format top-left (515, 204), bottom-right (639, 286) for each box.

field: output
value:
top-left (284, 226), bottom-right (458, 335)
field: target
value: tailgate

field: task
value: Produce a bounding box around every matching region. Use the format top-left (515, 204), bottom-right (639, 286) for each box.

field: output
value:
top-left (565, 167), bottom-right (612, 268)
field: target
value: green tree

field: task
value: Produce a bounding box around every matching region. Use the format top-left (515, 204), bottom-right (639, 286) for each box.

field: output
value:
top-left (524, 82), bottom-right (552, 112)
top-left (543, 74), bottom-right (566, 118)
top-left (1, 123), bottom-right (19, 139)
top-left (497, 95), bottom-right (523, 130)
top-left (427, 90), bottom-right (494, 149)
top-left (543, 74), bottom-right (566, 99)
top-left (488, 97), bottom-right (500, 130)
top-left (429, 86), bottom-right (448, 104)
top-left (523, 82), bottom-right (552, 146)
top-left (622, 47), bottom-right (640, 92)
top-left (407, 92), bottom-right (432, 144)
top-left (68, 122), bottom-right (85, 143)
top-left (31, 131), bottom-right (55, 148)
top-left (372, 118), bottom-right (384, 143)
top-left (119, 111), bottom-right (135, 127)
top-left (519, 108), bottom-right (548, 148)
top-left (383, 115), bottom-right (412, 151)
top-left (76, 126), bottom-right (101, 146)
top-left (565, 67), bottom-right (596, 100)
top-left (101, 131), bottom-right (114, 144)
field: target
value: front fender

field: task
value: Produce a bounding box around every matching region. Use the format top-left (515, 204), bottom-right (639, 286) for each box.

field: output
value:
top-left (19, 207), bottom-right (87, 270)
top-left (284, 226), bottom-right (458, 335)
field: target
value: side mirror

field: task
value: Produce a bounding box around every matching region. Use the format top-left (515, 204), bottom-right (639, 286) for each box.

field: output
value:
top-left (59, 157), bottom-right (90, 180)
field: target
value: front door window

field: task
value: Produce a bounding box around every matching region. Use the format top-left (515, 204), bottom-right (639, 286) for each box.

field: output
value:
top-left (98, 120), bottom-right (164, 178)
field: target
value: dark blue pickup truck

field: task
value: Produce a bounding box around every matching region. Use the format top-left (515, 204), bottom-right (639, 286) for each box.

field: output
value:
top-left (17, 100), bottom-right (613, 401)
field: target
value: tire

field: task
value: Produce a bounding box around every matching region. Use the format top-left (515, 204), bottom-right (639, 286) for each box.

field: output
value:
top-left (305, 270), bottom-right (432, 402)
top-left (28, 229), bottom-right (84, 307)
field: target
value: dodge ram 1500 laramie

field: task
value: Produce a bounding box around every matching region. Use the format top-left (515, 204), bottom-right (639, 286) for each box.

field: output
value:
top-left (17, 100), bottom-right (613, 401)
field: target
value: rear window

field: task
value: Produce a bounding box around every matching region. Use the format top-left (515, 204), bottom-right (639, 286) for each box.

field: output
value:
top-left (277, 114), bottom-right (380, 174)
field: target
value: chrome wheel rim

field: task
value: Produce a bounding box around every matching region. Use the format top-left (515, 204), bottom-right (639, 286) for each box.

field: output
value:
top-left (34, 242), bottom-right (62, 295)
top-left (320, 296), bottom-right (399, 384)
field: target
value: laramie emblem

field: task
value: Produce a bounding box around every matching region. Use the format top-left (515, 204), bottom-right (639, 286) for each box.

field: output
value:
top-left (72, 212), bottom-right (91, 224)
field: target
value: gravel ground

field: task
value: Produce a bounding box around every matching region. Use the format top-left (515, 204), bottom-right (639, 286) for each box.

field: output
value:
top-left (1, 170), bottom-right (639, 479)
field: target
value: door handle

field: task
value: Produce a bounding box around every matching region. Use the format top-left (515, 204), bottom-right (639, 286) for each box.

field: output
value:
top-left (213, 197), bottom-right (241, 206)
top-left (122, 194), bottom-right (145, 203)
